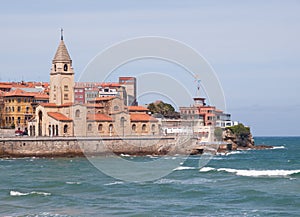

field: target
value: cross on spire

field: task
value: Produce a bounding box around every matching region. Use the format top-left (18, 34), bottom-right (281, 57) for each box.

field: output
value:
top-left (60, 28), bottom-right (64, 40)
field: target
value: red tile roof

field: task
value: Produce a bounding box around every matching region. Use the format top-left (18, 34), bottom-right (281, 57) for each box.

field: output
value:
top-left (94, 96), bottom-right (115, 101)
top-left (101, 83), bottom-right (121, 88)
top-left (130, 114), bottom-right (158, 122)
top-left (87, 113), bottom-right (112, 121)
top-left (4, 89), bottom-right (35, 97)
top-left (127, 106), bottom-right (148, 112)
top-left (40, 103), bottom-right (57, 107)
top-left (48, 112), bottom-right (72, 122)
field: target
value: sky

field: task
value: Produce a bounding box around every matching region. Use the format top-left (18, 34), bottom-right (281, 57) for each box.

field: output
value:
top-left (0, 0), bottom-right (300, 136)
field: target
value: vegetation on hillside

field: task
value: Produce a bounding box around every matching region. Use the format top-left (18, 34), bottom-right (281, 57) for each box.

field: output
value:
top-left (227, 123), bottom-right (250, 139)
top-left (147, 101), bottom-right (180, 118)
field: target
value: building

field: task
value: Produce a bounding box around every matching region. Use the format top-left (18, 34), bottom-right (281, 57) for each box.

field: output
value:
top-left (1, 89), bottom-right (48, 129)
top-left (119, 77), bottom-right (137, 106)
top-left (28, 32), bottom-right (159, 137)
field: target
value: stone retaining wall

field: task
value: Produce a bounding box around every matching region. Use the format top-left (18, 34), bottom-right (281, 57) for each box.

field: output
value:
top-left (0, 136), bottom-right (197, 157)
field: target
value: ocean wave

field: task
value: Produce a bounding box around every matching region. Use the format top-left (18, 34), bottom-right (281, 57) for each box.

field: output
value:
top-left (155, 177), bottom-right (215, 185)
top-left (199, 167), bottom-right (215, 172)
top-left (272, 146), bottom-right (286, 150)
top-left (217, 151), bottom-right (245, 156)
top-left (199, 167), bottom-right (300, 177)
top-left (120, 153), bottom-right (131, 157)
top-left (66, 181), bottom-right (81, 185)
top-left (10, 190), bottom-right (51, 196)
top-left (104, 181), bottom-right (124, 186)
top-left (173, 166), bottom-right (196, 171)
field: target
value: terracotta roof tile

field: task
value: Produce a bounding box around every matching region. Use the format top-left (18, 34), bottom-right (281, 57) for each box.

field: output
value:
top-left (87, 113), bottom-right (112, 121)
top-left (128, 106), bottom-right (148, 112)
top-left (94, 96), bottom-right (115, 101)
top-left (130, 114), bottom-right (158, 122)
top-left (48, 112), bottom-right (72, 121)
top-left (4, 89), bottom-right (35, 97)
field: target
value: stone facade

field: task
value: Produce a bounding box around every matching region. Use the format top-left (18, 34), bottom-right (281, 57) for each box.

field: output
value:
top-left (28, 32), bottom-right (159, 137)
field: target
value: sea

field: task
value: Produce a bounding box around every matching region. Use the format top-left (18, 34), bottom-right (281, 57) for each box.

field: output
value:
top-left (0, 137), bottom-right (299, 217)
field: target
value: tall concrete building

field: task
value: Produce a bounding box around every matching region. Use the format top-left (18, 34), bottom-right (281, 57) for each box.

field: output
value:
top-left (119, 77), bottom-right (137, 106)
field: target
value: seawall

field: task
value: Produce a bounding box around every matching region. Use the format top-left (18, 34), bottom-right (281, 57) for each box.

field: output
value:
top-left (0, 136), bottom-right (198, 157)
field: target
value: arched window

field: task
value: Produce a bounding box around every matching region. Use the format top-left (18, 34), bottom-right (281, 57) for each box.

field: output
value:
top-left (132, 124), bottom-right (136, 132)
top-left (109, 124), bottom-right (113, 132)
top-left (64, 124), bottom-right (68, 133)
top-left (64, 64), bottom-right (68, 71)
top-left (151, 124), bottom-right (155, 132)
top-left (98, 124), bottom-right (103, 131)
top-left (142, 124), bottom-right (147, 132)
top-left (54, 64), bottom-right (57, 71)
top-left (114, 105), bottom-right (119, 111)
top-left (88, 124), bottom-right (92, 131)
top-left (75, 109), bottom-right (80, 118)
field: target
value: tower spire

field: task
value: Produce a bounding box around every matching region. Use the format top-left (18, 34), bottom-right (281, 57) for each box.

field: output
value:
top-left (60, 28), bottom-right (63, 40)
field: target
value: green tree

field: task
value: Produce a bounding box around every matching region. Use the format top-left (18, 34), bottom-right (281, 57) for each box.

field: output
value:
top-left (227, 123), bottom-right (250, 140)
top-left (147, 101), bottom-right (179, 118)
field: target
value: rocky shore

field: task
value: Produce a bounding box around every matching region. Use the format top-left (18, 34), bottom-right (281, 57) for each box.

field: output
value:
top-left (222, 126), bottom-right (273, 151)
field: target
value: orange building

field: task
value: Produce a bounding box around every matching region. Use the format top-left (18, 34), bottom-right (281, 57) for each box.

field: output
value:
top-left (1, 89), bottom-right (48, 129)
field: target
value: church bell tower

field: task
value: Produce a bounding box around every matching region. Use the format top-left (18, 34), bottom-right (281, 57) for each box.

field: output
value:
top-left (49, 29), bottom-right (74, 105)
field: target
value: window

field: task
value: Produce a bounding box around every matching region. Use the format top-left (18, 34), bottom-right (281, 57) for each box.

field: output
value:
top-left (114, 105), bottom-right (119, 111)
top-left (75, 109), bottom-right (80, 118)
top-left (98, 124), bottom-right (103, 131)
top-left (151, 124), bottom-right (155, 132)
top-left (109, 124), bottom-right (113, 132)
top-left (17, 106), bottom-right (21, 112)
top-left (26, 107), bottom-right (29, 113)
top-left (142, 124), bottom-right (147, 132)
top-left (132, 124), bottom-right (136, 132)
top-left (17, 98), bottom-right (21, 103)
top-left (64, 64), bottom-right (68, 71)
top-left (64, 94), bottom-right (69, 100)
top-left (64, 124), bottom-right (68, 133)
top-left (64, 85), bottom-right (69, 91)
top-left (88, 124), bottom-right (92, 131)
top-left (53, 86), bottom-right (56, 92)
top-left (17, 117), bottom-right (21, 124)
top-left (53, 94), bottom-right (56, 100)
top-left (54, 64), bottom-right (57, 71)
top-left (12, 107), bottom-right (14, 112)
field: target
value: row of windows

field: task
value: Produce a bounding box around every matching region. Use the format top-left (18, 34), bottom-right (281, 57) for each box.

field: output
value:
top-left (5, 98), bottom-right (32, 103)
top-left (87, 123), bottom-right (156, 133)
top-left (74, 89), bottom-right (84, 93)
top-left (54, 64), bottom-right (68, 72)
top-left (5, 116), bottom-right (30, 124)
top-left (53, 85), bottom-right (69, 92)
top-left (181, 110), bottom-right (196, 114)
top-left (5, 106), bottom-right (30, 113)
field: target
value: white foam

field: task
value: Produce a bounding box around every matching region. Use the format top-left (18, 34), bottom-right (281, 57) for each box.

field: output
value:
top-left (272, 146), bottom-right (286, 150)
top-left (173, 166), bottom-right (196, 171)
top-left (104, 181), bottom-right (124, 186)
top-left (200, 167), bottom-right (300, 177)
top-left (66, 181), bottom-right (81, 185)
top-left (217, 168), bottom-right (300, 177)
top-left (199, 167), bottom-right (216, 172)
top-left (10, 190), bottom-right (51, 196)
top-left (120, 153), bottom-right (131, 157)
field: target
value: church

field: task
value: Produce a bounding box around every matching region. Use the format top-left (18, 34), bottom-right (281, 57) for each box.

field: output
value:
top-left (28, 32), bottom-right (159, 137)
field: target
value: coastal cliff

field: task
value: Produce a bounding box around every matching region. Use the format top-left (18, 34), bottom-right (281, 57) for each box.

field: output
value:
top-left (222, 123), bottom-right (272, 150)
top-left (223, 125), bottom-right (254, 150)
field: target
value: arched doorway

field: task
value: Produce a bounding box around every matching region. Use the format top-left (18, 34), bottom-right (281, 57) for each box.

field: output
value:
top-left (38, 111), bottom-right (43, 136)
